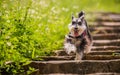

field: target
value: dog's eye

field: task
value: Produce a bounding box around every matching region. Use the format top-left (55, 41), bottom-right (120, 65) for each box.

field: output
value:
top-left (72, 21), bottom-right (76, 25)
top-left (78, 22), bottom-right (82, 25)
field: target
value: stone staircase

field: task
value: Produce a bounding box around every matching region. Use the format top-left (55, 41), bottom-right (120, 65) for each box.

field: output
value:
top-left (29, 12), bottom-right (120, 75)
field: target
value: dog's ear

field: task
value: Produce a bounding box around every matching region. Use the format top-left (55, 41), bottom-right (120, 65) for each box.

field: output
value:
top-left (78, 11), bottom-right (85, 20)
top-left (78, 11), bottom-right (85, 17)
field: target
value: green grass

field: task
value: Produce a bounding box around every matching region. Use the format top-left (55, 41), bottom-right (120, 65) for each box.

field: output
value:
top-left (0, 0), bottom-right (120, 74)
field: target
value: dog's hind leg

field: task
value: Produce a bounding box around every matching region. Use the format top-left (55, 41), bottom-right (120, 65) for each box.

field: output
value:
top-left (75, 38), bottom-right (88, 60)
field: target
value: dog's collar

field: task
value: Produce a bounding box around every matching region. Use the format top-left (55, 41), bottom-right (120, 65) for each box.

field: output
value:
top-left (68, 30), bottom-right (86, 39)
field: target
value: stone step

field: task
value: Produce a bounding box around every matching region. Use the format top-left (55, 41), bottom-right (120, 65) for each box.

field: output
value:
top-left (95, 16), bottom-right (120, 22)
top-left (90, 27), bottom-right (120, 33)
top-left (84, 55), bottom-right (120, 60)
top-left (33, 56), bottom-right (74, 61)
top-left (29, 59), bottom-right (120, 74)
top-left (89, 22), bottom-right (120, 27)
top-left (54, 50), bottom-right (68, 56)
top-left (88, 12), bottom-right (120, 22)
top-left (93, 34), bottom-right (120, 40)
top-left (54, 49), bottom-right (120, 56)
top-left (92, 46), bottom-right (120, 51)
top-left (39, 73), bottom-right (120, 75)
top-left (93, 39), bottom-right (120, 46)
top-left (88, 51), bottom-right (120, 55)
top-left (87, 73), bottom-right (120, 75)
top-left (33, 55), bottom-right (120, 61)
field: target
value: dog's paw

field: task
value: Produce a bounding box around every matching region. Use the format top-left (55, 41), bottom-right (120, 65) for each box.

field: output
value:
top-left (64, 43), bottom-right (76, 54)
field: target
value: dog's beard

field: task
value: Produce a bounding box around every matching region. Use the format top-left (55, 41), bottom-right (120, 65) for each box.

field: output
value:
top-left (71, 28), bottom-right (84, 37)
top-left (69, 24), bottom-right (87, 37)
top-left (64, 43), bottom-right (76, 54)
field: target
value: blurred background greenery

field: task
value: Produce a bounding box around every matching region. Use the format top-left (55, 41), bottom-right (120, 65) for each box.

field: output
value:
top-left (0, 0), bottom-right (120, 66)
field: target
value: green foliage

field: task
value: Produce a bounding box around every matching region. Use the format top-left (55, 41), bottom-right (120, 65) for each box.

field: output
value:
top-left (0, 0), bottom-right (120, 74)
top-left (0, 61), bottom-right (35, 75)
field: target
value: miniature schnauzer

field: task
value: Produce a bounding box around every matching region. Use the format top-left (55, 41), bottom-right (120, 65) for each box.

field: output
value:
top-left (64, 11), bottom-right (93, 60)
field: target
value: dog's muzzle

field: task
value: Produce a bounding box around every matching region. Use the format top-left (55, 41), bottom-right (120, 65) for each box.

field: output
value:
top-left (74, 28), bottom-right (79, 37)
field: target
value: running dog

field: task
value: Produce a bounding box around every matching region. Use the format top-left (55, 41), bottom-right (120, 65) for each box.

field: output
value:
top-left (64, 11), bottom-right (93, 60)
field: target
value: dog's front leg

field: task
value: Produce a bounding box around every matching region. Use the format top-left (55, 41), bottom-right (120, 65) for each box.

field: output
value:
top-left (64, 36), bottom-right (77, 55)
top-left (83, 36), bottom-right (93, 54)
top-left (75, 39), bottom-right (87, 60)
top-left (75, 48), bottom-right (84, 60)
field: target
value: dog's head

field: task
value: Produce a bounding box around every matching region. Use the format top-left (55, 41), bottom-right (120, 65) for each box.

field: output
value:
top-left (68, 11), bottom-right (87, 37)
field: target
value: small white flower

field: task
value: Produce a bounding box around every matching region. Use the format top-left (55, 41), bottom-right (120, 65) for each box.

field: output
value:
top-left (62, 7), bottom-right (69, 12)
top-left (6, 36), bottom-right (10, 39)
top-left (6, 20), bottom-right (10, 23)
top-left (73, 6), bottom-right (79, 9)
top-left (30, 9), bottom-right (35, 14)
top-left (6, 42), bottom-right (12, 46)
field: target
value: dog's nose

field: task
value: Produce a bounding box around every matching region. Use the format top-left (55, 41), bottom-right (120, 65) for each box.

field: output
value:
top-left (75, 27), bottom-right (78, 30)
